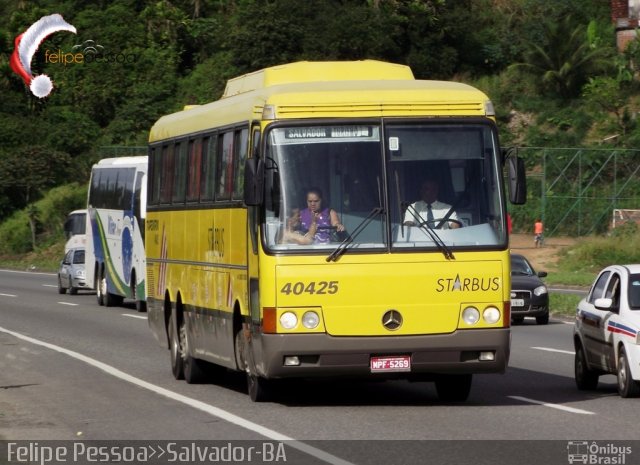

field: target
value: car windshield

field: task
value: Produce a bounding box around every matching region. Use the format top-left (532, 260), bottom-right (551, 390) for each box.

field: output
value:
top-left (73, 250), bottom-right (85, 264)
top-left (511, 256), bottom-right (533, 275)
top-left (628, 273), bottom-right (640, 309)
top-left (262, 122), bottom-right (506, 254)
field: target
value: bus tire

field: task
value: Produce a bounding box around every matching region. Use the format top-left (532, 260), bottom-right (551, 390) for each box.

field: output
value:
top-left (131, 271), bottom-right (146, 312)
top-left (435, 374), bottom-right (472, 402)
top-left (234, 330), bottom-right (246, 371)
top-left (247, 373), bottom-right (271, 402)
top-left (180, 316), bottom-right (207, 384)
top-left (169, 311), bottom-right (184, 380)
top-left (96, 269), bottom-right (104, 305)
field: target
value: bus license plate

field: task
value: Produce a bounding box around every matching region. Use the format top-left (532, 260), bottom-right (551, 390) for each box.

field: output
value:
top-left (511, 299), bottom-right (525, 307)
top-left (370, 355), bottom-right (411, 373)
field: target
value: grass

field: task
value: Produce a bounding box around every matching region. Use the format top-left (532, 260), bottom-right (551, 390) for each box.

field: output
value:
top-left (550, 293), bottom-right (583, 318)
top-left (0, 241), bottom-right (65, 273)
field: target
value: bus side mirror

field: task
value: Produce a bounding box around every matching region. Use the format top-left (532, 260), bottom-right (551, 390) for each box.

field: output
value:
top-left (265, 172), bottom-right (281, 216)
top-left (244, 157), bottom-right (264, 206)
top-left (507, 156), bottom-right (526, 205)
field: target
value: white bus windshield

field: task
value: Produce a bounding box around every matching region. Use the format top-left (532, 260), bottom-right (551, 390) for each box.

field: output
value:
top-left (263, 122), bottom-right (505, 253)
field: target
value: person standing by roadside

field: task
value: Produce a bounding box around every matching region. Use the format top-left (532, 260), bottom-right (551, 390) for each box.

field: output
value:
top-left (534, 218), bottom-right (544, 247)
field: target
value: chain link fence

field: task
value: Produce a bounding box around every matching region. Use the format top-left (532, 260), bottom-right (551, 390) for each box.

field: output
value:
top-left (509, 147), bottom-right (640, 237)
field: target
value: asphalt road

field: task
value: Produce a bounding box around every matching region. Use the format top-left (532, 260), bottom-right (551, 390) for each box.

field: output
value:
top-left (0, 269), bottom-right (636, 465)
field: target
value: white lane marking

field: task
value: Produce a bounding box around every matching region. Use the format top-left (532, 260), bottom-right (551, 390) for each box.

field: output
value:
top-left (508, 396), bottom-right (595, 415)
top-left (0, 325), bottom-right (354, 465)
top-left (532, 346), bottom-right (575, 355)
top-left (58, 302), bottom-right (79, 307)
top-left (0, 269), bottom-right (54, 276)
top-left (0, 293), bottom-right (17, 297)
top-left (122, 314), bottom-right (146, 320)
top-left (43, 284), bottom-right (58, 288)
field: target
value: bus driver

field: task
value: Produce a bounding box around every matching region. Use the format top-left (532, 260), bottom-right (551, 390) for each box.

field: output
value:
top-left (403, 179), bottom-right (460, 229)
top-left (300, 188), bottom-right (345, 243)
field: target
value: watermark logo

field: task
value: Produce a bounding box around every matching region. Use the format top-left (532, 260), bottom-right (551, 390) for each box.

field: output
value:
top-left (44, 39), bottom-right (137, 65)
top-left (567, 441), bottom-right (632, 464)
top-left (9, 13), bottom-right (76, 98)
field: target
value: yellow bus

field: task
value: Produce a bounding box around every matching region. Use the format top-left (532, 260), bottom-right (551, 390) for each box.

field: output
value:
top-left (146, 61), bottom-right (526, 402)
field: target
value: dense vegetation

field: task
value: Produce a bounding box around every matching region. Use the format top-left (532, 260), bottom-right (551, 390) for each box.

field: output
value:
top-left (1, 0), bottom-right (639, 260)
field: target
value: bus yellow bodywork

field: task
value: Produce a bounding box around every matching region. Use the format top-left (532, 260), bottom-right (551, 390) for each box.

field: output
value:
top-left (147, 60), bottom-right (524, 402)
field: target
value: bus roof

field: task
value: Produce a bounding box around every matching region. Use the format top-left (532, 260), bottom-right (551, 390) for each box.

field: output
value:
top-left (149, 61), bottom-right (492, 143)
top-left (93, 156), bottom-right (148, 168)
top-left (222, 60), bottom-right (414, 97)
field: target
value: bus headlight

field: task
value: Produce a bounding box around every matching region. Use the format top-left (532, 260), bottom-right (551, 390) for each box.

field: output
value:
top-left (483, 307), bottom-right (501, 324)
top-left (279, 312), bottom-right (298, 330)
top-left (462, 306), bottom-right (480, 325)
top-left (301, 311), bottom-right (320, 329)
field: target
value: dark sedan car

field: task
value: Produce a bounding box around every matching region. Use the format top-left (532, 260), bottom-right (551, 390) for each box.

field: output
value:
top-left (510, 253), bottom-right (549, 325)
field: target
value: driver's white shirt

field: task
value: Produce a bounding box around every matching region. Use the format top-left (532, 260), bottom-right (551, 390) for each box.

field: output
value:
top-left (404, 200), bottom-right (458, 229)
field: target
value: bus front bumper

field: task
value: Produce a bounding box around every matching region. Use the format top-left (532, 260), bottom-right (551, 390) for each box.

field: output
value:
top-left (255, 328), bottom-right (510, 379)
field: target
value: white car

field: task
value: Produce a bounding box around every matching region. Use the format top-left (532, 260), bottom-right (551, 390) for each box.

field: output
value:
top-left (574, 264), bottom-right (640, 397)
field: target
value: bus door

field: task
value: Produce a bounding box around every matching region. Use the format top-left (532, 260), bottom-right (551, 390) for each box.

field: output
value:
top-left (241, 125), bottom-right (262, 372)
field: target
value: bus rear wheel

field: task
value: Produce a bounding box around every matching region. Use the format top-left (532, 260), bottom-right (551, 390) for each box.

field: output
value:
top-left (131, 271), bottom-right (146, 312)
top-left (169, 311), bottom-right (184, 380)
top-left (180, 317), bottom-right (207, 384)
top-left (434, 374), bottom-right (472, 402)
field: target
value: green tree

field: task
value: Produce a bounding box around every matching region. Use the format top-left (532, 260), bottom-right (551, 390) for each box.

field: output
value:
top-left (511, 17), bottom-right (615, 99)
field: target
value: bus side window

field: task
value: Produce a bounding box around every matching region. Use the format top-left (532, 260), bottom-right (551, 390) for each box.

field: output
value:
top-left (216, 131), bottom-right (234, 201)
top-left (187, 139), bottom-right (202, 202)
top-left (200, 135), bottom-right (215, 202)
top-left (233, 128), bottom-right (248, 200)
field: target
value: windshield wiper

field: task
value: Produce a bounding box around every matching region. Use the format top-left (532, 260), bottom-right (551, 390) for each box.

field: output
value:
top-left (326, 207), bottom-right (383, 262)
top-left (404, 204), bottom-right (455, 260)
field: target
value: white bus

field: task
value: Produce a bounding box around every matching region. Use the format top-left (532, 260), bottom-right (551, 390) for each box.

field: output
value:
top-left (63, 209), bottom-right (87, 252)
top-left (85, 156), bottom-right (148, 311)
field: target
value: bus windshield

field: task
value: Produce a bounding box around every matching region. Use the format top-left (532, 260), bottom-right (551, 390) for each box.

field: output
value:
top-left (263, 121), bottom-right (506, 252)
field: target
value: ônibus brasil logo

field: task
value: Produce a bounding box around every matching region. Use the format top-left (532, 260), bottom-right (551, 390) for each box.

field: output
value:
top-left (9, 13), bottom-right (76, 98)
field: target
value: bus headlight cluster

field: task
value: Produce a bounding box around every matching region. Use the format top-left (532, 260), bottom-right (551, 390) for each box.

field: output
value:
top-left (301, 311), bottom-right (320, 329)
top-left (279, 310), bottom-right (321, 330)
top-left (461, 306), bottom-right (502, 326)
top-left (280, 312), bottom-right (297, 330)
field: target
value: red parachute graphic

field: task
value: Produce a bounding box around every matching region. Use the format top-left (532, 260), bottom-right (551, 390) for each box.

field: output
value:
top-left (9, 14), bottom-right (76, 98)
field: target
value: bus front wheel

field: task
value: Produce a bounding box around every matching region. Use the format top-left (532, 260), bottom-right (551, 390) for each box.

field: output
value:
top-left (247, 373), bottom-right (272, 402)
top-left (435, 374), bottom-right (472, 402)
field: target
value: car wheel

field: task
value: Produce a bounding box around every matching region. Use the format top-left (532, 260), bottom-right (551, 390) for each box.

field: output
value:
top-left (536, 313), bottom-right (549, 325)
top-left (69, 286), bottom-right (78, 295)
top-left (617, 347), bottom-right (640, 398)
top-left (575, 345), bottom-right (599, 390)
top-left (57, 276), bottom-right (66, 294)
top-left (511, 316), bottom-right (524, 324)
top-left (435, 374), bottom-right (472, 402)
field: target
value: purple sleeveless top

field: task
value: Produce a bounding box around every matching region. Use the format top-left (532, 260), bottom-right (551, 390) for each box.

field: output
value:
top-left (300, 208), bottom-right (331, 243)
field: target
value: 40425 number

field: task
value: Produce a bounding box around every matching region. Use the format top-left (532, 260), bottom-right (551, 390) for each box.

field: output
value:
top-left (280, 281), bottom-right (338, 295)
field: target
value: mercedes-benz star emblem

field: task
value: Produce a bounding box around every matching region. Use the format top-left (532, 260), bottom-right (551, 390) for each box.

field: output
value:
top-left (382, 310), bottom-right (402, 331)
